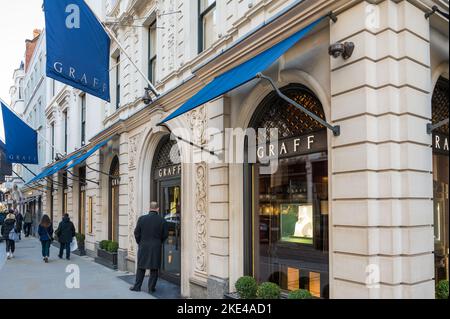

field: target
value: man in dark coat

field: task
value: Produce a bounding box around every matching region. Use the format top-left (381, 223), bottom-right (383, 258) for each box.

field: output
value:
top-left (23, 210), bottom-right (33, 237)
top-left (15, 210), bottom-right (23, 240)
top-left (55, 214), bottom-right (76, 260)
top-left (130, 202), bottom-right (169, 293)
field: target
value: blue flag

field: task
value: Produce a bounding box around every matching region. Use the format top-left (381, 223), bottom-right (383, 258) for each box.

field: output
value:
top-left (44, 0), bottom-right (111, 102)
top-left (0, 102), bottom-right (38, 164)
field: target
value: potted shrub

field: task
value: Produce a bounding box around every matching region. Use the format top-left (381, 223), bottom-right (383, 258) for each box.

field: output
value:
top-left (257, 282), bottom-right (281, 299)
top-left (235, 276), bottom-right (258, 299)
top-left (95, 240), bottom-right (118, 270)
top-left (107, 241), bottom-right (119, 254)
top-left (288, 289), bottom-right (313, 299)
top-left (436, 280), bottom-right (449, 299)
top-left (74, 233), bottom-right (86, 256)
top-left (99, 240), bottom-right (109, 250)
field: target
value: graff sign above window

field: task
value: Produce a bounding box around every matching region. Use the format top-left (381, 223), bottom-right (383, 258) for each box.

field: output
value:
top-left (433, 133), bottom-right (449, 155)
top-left (155, 164), bottom-right (182, 179)
top-left (251, 130), bottom-right (328, 161)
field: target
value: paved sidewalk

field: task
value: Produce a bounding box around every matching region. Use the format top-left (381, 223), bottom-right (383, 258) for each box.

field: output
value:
top-left (0, 237), bottom-right (155, 299)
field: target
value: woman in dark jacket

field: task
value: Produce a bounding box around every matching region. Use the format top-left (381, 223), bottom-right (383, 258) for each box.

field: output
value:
top-left (1, 211), bottom-right (17, 260)
top-left (38, 215), bottom-right (54, 263)
top-left (55, 214), bottom-right (75, 260)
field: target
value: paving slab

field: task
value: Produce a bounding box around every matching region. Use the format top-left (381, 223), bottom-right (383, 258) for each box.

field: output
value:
top-left (0, 237), bottom-right (155, 300)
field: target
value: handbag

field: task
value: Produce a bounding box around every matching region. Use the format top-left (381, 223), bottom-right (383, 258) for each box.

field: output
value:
top-left (70, 237), bottom-right (78, 252)
top-left (46, 229), bottom-right (53, 242)
top-left (9, 228), bottom-right (19, 242)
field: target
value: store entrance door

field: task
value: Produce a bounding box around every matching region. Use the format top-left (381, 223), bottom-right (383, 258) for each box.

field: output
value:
top-left (158, 179), bottom-right (182, 285)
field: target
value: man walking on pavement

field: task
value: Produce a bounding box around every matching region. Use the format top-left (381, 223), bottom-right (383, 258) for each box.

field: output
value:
top-left (55, 214), bottom-right (76, 260)
top-left (130, 202), bottom-right (168, 294)
top-left (23, 210), bottom-right (33, 238)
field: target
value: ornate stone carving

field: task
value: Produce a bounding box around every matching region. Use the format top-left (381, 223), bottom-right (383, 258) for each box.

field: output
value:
top-left (188, 106), bottom-right (207, 146)
top-left (128, 176), bottom-right (136, 258)
top-left (129, 133), bottom-right (143, 169)
top-left (195, 162), bottom-right (208, 275)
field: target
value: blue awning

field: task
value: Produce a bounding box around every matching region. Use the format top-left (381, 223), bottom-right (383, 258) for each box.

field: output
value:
top-left (64, 137), bottom-right (112, 171)
top-left (27, 137), bottom-right (112, 185)
top-left (160, 17), bottom-right (323, 124)
top-left (26, 151), bottom-right (83, 185)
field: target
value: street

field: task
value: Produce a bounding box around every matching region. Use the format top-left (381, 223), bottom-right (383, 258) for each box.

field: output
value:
top-left (0, 237), bottom-right (155, 299)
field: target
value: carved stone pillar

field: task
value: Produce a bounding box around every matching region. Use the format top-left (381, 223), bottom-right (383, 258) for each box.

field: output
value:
top-left (127, 133), bottom-right (143, 263)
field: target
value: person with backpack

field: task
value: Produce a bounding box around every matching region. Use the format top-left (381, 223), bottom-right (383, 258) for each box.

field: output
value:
top-left (55, 214), bottom-right (76, 260)
top-left (1, 210), bottom-right (18, 260)
top-left (38, 215), bottom-right (54, 263)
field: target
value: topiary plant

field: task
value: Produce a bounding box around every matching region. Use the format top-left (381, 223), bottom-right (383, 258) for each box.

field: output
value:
top-left (107, 241), bottom-right (119, 253)
top-left (235, 276), bottom-right (258, 299)
top-left (288, 289), bottom-right (313, 299)
top-left (436, 280), bottom-right (449, 299)
top-left (100, 240), bottom-right (110, 250)
top-left (257, 282), bottom-right (281, 299)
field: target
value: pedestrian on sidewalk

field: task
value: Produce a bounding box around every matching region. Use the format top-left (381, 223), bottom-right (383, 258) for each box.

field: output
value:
top-left (38, 215), bottom-right (54, 263)
top-left (130, 202), bottom-right (168, 294)
top-left (55, 214), bottom-right (75, 261)
top-left (1, 211), bottom-right (18, 259)
top-left (23, 210), bottom-right (33, 238)
top-left (15, 210), bottom-right (23, 241)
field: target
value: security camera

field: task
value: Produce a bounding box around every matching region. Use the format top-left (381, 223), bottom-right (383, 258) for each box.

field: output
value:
top-left (329, 42), bottom-right (355, 60)
top-left (142, 87), bottom-right (153, 105)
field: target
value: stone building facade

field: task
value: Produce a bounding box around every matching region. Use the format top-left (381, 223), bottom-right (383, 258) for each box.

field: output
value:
top-left (29, 0), bottom-right (449, 299)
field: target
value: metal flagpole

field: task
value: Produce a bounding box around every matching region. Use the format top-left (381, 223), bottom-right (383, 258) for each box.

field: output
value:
top-left (82, 1), bottom-right (160, 98)
top-left (103, 24), bottom-right (160, 98)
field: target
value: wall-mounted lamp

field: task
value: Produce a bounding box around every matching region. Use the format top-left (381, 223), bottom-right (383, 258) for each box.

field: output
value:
top-left (329, 42), bottom-right (355, 60)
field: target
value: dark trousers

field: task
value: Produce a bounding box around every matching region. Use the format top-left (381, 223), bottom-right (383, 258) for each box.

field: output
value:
top-left (58, 242), bottom-right (71, 259)
top-left (24, 223), bottom-right (32, 237)
top-left (41, 240), bottom-right (51, 257)
top-left (5, 239), bottom-right (15, 253)
top-left (134, 268), bottom-right (159, 292)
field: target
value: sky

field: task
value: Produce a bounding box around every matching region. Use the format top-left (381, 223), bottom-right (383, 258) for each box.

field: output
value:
top-left (0, 0), bottom-right (45, 103)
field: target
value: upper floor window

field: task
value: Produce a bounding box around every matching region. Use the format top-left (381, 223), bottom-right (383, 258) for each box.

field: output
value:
top-left (51, 122), bottom-right (55, 161)
top-left (81, 95), bottom-right (86, 146)
top-left (52, 79), bottom-right (56, 97)
top-left (199, 0), bottom-right (217, 53)
top-left (148, 20), bottom-right (157, 84)
top-left (19, 80), bottom-right (23, 99)
top-left (116, 55), bottom-right (121, 110)
top-left (64, 111), bottom-right (68, 154)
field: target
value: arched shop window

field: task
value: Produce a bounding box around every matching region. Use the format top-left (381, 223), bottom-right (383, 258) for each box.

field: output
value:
top-left (432, 76), bottom-right (449, 284)
top-left (152, 136), bottom-right (182, 285)
top-left (244, 84), bottom-right (329, 298)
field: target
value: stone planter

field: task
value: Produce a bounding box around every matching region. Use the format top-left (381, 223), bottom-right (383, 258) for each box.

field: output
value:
top-left (73, 241), bottom-right (86, 256)
top-left (95, 248), bottom-right (118, 270)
